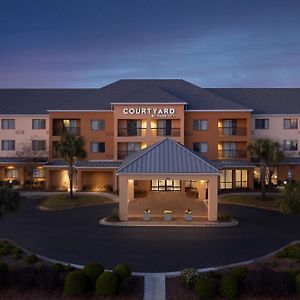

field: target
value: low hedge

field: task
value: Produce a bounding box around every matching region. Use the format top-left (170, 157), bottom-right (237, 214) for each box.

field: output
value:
top-left (113, 263), bottom-right (131, 282)
top-left (180, 267), bottom-right (200, 289)
top-left (220, 276), bottom-right (238, 300)
top-left (0, 262), bottom-right (8, 286)
top-left (96, 271), bottom-right (119, 297)
top-left (26, 254), bottom-right (38, 264)
top-left (64, 270), bottom-right (88, 296)
top-left (194, 273), bottom-right (219, 299)
top-left (82, 262), bottom-right (104, 289)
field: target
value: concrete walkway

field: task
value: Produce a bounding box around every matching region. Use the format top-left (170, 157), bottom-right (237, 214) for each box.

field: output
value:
top-left (144, 274), bottom-right (165, 300)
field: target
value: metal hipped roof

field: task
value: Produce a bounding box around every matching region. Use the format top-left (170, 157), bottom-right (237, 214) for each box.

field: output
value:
top-left (117, 138), bottom-right (220, 174)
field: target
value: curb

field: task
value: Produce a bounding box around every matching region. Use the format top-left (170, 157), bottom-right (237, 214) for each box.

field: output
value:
top-left (99, 217), bottom-right (239, 228)
top-left (1, 238), bottom-right (299, 277)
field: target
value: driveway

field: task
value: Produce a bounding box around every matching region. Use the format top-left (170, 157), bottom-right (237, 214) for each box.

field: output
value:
top-left (0, 197), bottom-right (299, 272)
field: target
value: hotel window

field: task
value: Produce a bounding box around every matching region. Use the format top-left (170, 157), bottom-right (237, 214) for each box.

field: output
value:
top-left (193, 120), bottom-right (208, 131)
top-left (220, 170), bottom-right (233, 189)
top-left (91, 120), bottom-right (105, 131)
top-left (32, 119), bottom-right (46, 129)
top-left (255, 119), bottom-right (269, 129)
top-left (91, 142), bottom-right (105, 153)
top-left (1, 140), bottom-right (15, 151)
top-left (235, 170), bottom-right (248, 188)
top-left (127, 120), bottom-right (142, 136)
top-left (193, 142), bottom-right (208, 153)
top-left (283, 140), bottom-right (298, 151)
top-left (221, 142), bottom-right (237, 158)
top-left (221, 120), bottom-right (237, 135)
top-left (32, 140), bottom-right (46, 151)
top-left (1, 119), bottom-right (15, 129)
top-left (284, 119), bottom-right (298, 129)
top-left (157, 120), bottom-right (172, 136)
top-left (5, 168), bottom-right (18, 178)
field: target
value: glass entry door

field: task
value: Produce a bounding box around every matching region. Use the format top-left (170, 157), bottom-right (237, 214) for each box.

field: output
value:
top-left (151, 180), bottom-right (181, 191)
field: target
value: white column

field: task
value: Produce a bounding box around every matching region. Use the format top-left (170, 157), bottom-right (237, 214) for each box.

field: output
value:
top-left (119, 176), bottom-right (129, 221)
top-left (128, 179), bottom-right (134, 200)
top-left (197, 180), bottom-right (207, 200)
top-left (208, 176), bottom-right (218, 222)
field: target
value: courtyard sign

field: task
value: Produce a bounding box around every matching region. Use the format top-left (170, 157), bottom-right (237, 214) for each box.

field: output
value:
top-left (123, 107), bottom-right (176, 118)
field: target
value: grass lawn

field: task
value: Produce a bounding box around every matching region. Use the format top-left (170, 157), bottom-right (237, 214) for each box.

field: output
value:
top-left (219, 193), bottom-right (284, 210)
top-left (41, 194), bottom-right (114, 210)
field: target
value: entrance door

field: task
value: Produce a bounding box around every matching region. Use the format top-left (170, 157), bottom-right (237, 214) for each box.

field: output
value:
top-left (151, 180), bottom-right (181, 191)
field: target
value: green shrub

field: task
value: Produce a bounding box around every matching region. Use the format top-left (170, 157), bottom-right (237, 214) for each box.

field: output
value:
top-left (13, 252), bottom-right (22, 260)
top-left (26, 254), bottom-right (38, 264)
top-left (96, 271), bottom-right (119, 297)
top-left (180, 268), bottom-right (200, 289)
top-left (64, 270), bottom-right (88, 296)
top-left (82, 262), bottom-right (104, 288)
top-left (64, 264), bottom-right (76, 273)
top-left (229, 266), bottom-right (248, 287)
top-left (113, 263), bottom-right (131, 282)
top-left (53, 263), bottom-right (66, 273)
top-left (194, 273), bottom-right (218, 299)
top-left (220, 276), bottom-right (238, 300)
top-left (276, 245), bottom-right (300, 261)
top-left (0, 262), bottom-right (8, 286)
top-left (296, 274), bottom-right (300, 295)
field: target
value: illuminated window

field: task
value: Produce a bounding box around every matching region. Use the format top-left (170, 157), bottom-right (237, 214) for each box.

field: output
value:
top-left (220, 170), bottom-right (232, 189)
top-left (235, 170), bottom-right (248, 188)
top-left (5, 168), bottom-right (18, 178)
top-left (151, 180), bottom-right (181, 191)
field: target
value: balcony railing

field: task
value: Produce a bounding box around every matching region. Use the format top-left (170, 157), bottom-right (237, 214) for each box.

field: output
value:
top-left (118, 150), bottom-right (139, 160)
top-left (153, 128), bottom-right (180, 137)
top-left (117, 127), bottom-right (147, 137)
top-left (218, 149), bottom-right (247, 159)
top-left (218, 127), bottom-right (247, 136)
top-left (53, 127), bottom-right (81, 136)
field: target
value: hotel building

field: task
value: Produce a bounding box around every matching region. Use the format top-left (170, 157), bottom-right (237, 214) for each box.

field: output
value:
top-left (0, 80), bottom-right (300, 220)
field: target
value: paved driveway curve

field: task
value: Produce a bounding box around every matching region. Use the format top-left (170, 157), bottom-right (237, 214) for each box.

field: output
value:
top-left (0, 197), bottom-right (299, 272)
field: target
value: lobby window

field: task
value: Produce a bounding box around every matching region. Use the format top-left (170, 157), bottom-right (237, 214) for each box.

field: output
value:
top-left (151, 180), bottom-right (181, 191)
top-left (1, 140), bottom-right (15, 151)
top-left (235, 170), bottom-right (248, 188)
top-left (33, 168), bottom-right (46, 178)
top-left (193, 142), bottom-right (208, 153)
top-left (193, 120), bottom-right (208, 131)
top-left (5, 168), bottom-right (18, 178)
top-left (91, 120), bottom-right (105, 131)
top-left (32, 119), bottom-right (46, 129)
top-left (91, 142), bottom-right (105, 153)
top-left (284, 119), bottom-right (298, 129)
top-left (255, 119), bottom-right (269, 129)
top-left (283, 140), bottom-right (298, 151)
top-left (185, 180), bottom-right (198, 191)
top-left (220, 170), bottom-right (233, 189)
top-left (32, 140), bottom-right (46, 151)
top-left (1, 119), bottom-right (15, 129)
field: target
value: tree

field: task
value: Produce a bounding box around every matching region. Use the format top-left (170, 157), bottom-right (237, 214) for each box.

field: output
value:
top-left (280, 180), bottom-right (300, 214)
top-left (15, 136), bottom-right (48, 189)
top-left (0, 183), bottom-right (20, 217)
top-left (248, 138), bottom-right (284, 196)
top-left (54, 132), bottom-right (86, 198)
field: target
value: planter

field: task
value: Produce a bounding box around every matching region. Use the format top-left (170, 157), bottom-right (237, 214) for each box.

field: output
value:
top-left (164, 213), bottom-right (172, 221)
top-left (143, 213), bottom-right (151, 222)
top-left (184, 214), bottom-right (193, 221)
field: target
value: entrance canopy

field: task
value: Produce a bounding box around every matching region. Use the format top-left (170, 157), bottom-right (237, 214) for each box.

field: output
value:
top-left (117, 138), bottom-right (220, 222)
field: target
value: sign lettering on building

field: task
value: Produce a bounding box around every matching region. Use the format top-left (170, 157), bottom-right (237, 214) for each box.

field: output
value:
top-left (123, 107), bottom-right (176, 118)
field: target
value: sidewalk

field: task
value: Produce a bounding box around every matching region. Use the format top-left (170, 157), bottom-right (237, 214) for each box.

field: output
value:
top-left (144, 274), bottom-right (165, 300)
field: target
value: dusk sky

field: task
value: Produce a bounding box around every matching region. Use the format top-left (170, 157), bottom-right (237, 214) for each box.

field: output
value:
top-left (1, 0), bottom-right (300, 88)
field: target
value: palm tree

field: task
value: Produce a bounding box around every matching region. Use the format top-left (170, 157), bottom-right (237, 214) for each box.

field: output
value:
top-left (247, 138), bottom-right (284, 196)
top-left (54, 132), bottom-right (86, 198)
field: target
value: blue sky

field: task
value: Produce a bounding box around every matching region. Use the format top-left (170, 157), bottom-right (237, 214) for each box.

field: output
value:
top-left (1, 0), bottom-right (300, 87)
